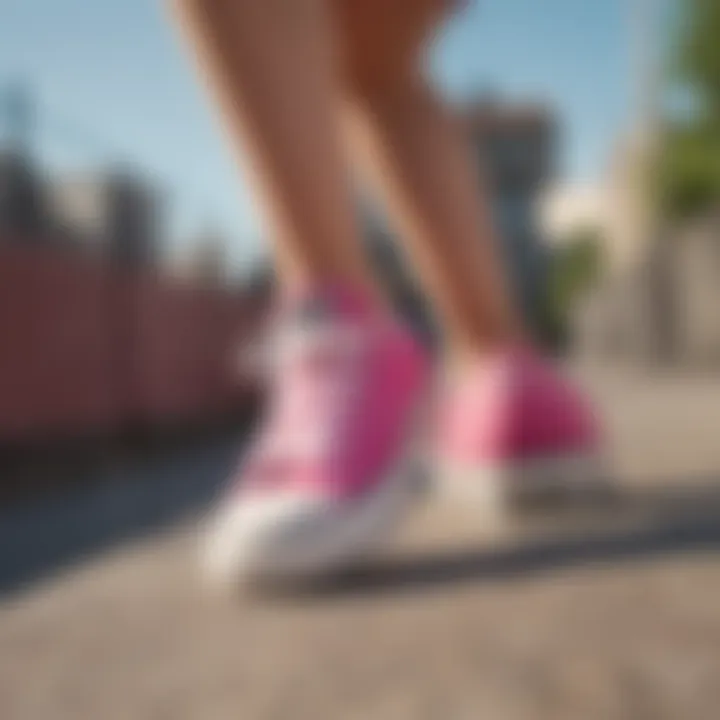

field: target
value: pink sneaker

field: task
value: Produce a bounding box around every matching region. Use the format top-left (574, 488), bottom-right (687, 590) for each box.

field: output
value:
top-left (435, 349), bottom-right (604, 512)
top-left (203, 287), bottom-right (429, 586)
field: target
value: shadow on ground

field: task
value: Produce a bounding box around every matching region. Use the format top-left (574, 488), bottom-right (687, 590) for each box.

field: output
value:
top-left (3, 440), bottom-right (720, 602)
top-left (0, 433), bottom-right (243, 598)
top-left (280, 480), bottom-right (720, 600)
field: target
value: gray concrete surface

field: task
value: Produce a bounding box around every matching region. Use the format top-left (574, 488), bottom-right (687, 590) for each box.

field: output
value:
top-left (2, 364), bottom-right (720, 719)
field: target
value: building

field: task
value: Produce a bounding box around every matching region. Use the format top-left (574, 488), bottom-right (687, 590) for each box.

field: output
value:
top-left (569, 128), bottom-right (676, 363)
top-left (602, 130), bottom-right (659, 276)
top-left (464, 100), bottom-right (556, 330)
top-left (49, 169), bottom-right (165, 269)
top-left (0, 150), bottom-right (47, 237)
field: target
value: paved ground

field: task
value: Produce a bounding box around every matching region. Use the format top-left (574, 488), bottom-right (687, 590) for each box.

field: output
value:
top-left (2, 363), bottom-right (720, 719)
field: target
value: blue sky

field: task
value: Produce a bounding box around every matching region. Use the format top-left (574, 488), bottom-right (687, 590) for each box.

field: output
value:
top-left (1, 0), bottom-right (635, 261)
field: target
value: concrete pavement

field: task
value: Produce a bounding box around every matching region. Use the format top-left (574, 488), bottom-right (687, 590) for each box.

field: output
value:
top-left (2, 363), bottom-right (720, 719)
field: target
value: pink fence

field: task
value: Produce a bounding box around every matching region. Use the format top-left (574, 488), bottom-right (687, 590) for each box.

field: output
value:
top-left (133, 277), bottom-right (249, 425)
top-left (0, 243), bottom-right (256, 444)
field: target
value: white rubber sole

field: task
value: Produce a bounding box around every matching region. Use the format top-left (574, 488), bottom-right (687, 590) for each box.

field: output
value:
top-left (202, 404), bottom-right (427, 589)
top-left (433, 451), bottom-right (610, 518)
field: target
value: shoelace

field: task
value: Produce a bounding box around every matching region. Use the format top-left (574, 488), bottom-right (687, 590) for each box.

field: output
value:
top-left (241, 318), bottom-right (372, 489)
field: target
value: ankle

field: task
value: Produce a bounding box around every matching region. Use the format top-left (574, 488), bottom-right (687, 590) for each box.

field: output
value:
top-left (281, 276), bottom-right (388, 319)
top-left (444, 331), bottom-right (533, 372)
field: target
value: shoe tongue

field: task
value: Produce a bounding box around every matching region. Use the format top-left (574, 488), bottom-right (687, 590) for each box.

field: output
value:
top-left (239, 295), bottom-right (337, 381)
top-left (273, 294), bottom-right (349, 364)
top-left (243, 285), bottom-right (376, 377)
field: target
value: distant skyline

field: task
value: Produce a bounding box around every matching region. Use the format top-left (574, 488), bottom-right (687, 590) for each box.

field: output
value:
top-left (1, 0), bottom-right (643, 264)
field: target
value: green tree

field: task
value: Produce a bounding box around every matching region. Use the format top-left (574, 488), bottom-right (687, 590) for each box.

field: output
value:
top-left (676, 0), bottom-right (720, 117)
top-left (658, 0), bottom-right (720, 219)
top-left (541, 226), bottom-right (604, 350)
top-left (658, 125), bottom-right (720, 218)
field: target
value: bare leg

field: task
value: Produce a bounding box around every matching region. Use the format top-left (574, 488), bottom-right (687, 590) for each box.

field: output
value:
top-left (337, 0), bottom-right (523, 355)
top-left (169, 0), bottom-right (380, 300)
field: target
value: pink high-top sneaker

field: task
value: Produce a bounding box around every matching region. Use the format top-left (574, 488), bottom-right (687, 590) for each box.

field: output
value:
top-left (203, 286), bottom-right (429, 586)
top-left (435, 348), bottom-right (604, 513)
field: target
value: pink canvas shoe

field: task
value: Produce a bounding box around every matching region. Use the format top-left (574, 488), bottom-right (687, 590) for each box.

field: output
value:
top-left (435, 348), bottom-right (605, 513)
top-left (203, 286), bottom-right (429, 586)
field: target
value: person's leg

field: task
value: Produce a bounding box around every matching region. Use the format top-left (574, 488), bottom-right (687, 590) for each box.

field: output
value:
top-left (168, 0), bottom-right (429, 586)
top-left (169, 0), bottom-right (378, 299)
top-left (335, 1), bottom-right (603, 511)
top-left (336, 0), bottom-right (523, 358)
